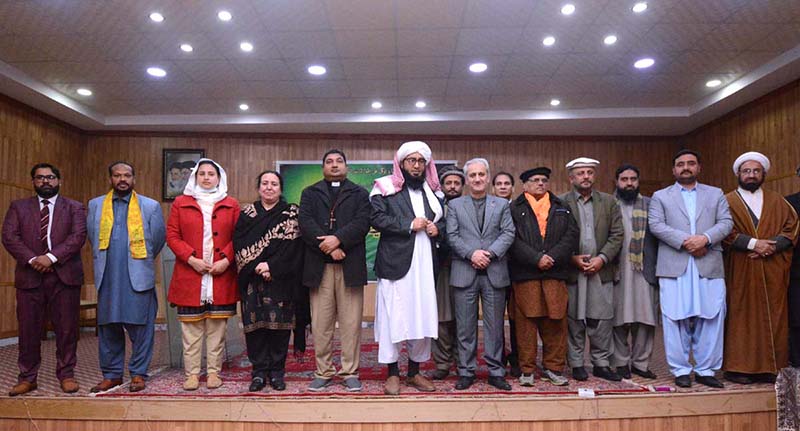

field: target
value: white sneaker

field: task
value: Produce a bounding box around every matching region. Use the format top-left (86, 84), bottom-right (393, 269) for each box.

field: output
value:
top-left (519, 373), bottom-right (535, 387)
top-left (542, 369), bottom-right (569, 386)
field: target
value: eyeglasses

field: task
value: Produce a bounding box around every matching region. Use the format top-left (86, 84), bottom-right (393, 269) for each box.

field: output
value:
top-left (526, 178), bottom-right (549, 184)
top-left (740, 168), bottom-right (763, 175)
top-left (33, 175), bottom-right (57, 181)
top-left (404, 157), bottom-right (427, 166)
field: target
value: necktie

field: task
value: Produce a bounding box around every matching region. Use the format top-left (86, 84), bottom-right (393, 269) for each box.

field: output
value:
top-left (40, 200), bottom-right (50, 251)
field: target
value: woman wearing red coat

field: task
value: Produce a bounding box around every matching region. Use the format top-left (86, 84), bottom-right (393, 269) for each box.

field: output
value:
top-left (167, 158), bottom-right (240, 391)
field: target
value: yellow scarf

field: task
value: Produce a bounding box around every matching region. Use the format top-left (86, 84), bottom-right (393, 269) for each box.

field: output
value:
top-left (98, 190), bottom-right (147, 259)
top-left (524, 192), bottom-right (550, 239)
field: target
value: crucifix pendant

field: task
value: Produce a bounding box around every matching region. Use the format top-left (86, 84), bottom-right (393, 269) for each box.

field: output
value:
top-left (329, 217), bottom-right (336, 229)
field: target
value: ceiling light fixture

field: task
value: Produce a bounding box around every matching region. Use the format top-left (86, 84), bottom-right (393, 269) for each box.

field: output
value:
top-left (415, 100), bottom-right (427, 108)
top-left (149, 12), bottom-right (164, 22)
top-left (542, 36), bottom-right (556, 46)
top-left (239, 103), bottom-right (249, 111)
top-left (146, 67), bottom-right (167, 78)
top-left (561, 4), bottom-right (576, 15)
top-left (633, 57), bottom-right (654, 69)
top-left (217, 10), bottom-right (232, 21)
top-left (180, 43), bottom-right (193, 53)
top-left (469, 62), bottom-right (488, 73)
top-left (240, 41), bottom-right (254, 52)
top-left (632, 2), bottom-right (648, 13)
top-left (76, 88), bottom-right (92, 96)
top-left (706, 79), bottom-right (722, 88)
top-left (550, 98), bottom-right (561, 106)
top-left (371, 101), bottom-right (383, 109)
top-left (603, 35), bottom-right (618, 45)
top-left (307, 65), bottom-right (327, 75)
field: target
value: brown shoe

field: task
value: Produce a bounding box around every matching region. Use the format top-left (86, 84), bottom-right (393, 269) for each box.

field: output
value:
top-left (8, 381), bottom-right (37, 396)
top-left (407, 374), bottom-right (436, 392)
top-left (60, 378), bottom-right (80, 393)
top-left (384, 375), bottom-right (401, 395)
top-left (129, 375), bottom-right (146, 392)
top-left (90, 378), bottom-right (122, 393)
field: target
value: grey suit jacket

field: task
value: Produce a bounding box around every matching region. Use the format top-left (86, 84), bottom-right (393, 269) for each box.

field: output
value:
top-left (446, 194), bottom-right (515, 288)
top-left (87, 193), bottom-right (167, 292)
top-left (648, 182), bottom-right (733, 279)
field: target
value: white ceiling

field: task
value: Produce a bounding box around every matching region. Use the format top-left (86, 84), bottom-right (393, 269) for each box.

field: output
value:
top-left (1, 0), bottom-right (799, 135)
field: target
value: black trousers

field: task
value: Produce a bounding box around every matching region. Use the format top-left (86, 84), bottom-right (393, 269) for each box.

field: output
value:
top-left (245, 328), bottom-right (291, 380)
top-left (790, 327), bottom-right (800, 367)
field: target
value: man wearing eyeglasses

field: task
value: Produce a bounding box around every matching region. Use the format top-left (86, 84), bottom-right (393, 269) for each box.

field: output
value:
top-left (722, 152), bottom-right (798, 384)
top-left (2, 163), bottom-right (87, 396)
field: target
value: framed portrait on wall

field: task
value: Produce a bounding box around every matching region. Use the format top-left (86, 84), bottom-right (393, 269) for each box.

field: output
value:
top-left (162, 149), bottom-right (205, 201)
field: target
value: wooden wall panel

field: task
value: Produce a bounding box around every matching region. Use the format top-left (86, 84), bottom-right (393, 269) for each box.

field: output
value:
top-left (684, 79), bottom-right (800, 197)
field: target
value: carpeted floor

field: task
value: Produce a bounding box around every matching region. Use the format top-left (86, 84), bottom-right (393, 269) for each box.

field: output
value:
top-left (0, 323), bottom-right (773, 398)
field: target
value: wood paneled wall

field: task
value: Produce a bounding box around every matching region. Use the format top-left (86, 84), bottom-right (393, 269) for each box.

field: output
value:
top-left (4, 77), bottom-right (800, 338)
top-left (684, 79), bottom-right (800, 197)
top-left (0, 95), bottom-right (85, 338)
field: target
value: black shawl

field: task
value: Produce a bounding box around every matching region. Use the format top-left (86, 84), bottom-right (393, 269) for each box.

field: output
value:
top-left (233, 200), bottom-right (303, 301)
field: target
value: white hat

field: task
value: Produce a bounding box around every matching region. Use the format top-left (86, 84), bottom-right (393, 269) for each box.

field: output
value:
top-left (732, 151), bottom-right (770, 175)
top-left (565, 157), bottom-right (600, 170)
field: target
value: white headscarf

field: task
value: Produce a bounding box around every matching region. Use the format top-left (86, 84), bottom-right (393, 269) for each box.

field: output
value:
top-left (183, 158), bottom-right (228, 205)
top-left (183, 158), bottom-right (228, 304)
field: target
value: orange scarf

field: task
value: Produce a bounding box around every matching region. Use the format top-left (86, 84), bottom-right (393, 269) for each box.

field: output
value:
top-left (524, 192), bottom-right (550, 238)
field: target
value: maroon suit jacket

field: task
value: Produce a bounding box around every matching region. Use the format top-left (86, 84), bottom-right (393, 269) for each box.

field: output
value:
top-left (2, 195), bottom-right (87, 289)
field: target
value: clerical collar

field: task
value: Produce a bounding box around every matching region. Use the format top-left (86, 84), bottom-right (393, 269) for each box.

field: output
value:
top-left (326, 179), bottom-right (342, 187)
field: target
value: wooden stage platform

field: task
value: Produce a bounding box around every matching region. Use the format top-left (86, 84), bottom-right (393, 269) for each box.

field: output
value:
top-left (0, 386), bottom-right (776, 430)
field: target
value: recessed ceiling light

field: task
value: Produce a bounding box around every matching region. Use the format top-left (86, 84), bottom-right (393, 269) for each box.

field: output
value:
top-left (146, 67), bottom-right (167, 77)
top-left (149, 12), bottom-right (164, 22)
top-left (561, 4), bottom-right (576, 15)
top-left (371, 101), bottom-right (383, 109)
top-left (550, 98), bottom-right (561, 106)
top-left (706, 79), bottom-right (722, 88)
top-left (76, 88), bottom-right (92, 97)
top-left (633, 58), bottom-right (655, 69)
top-left (307, 65), bottom-right (327, 76)
top-left (415, 100), bottom-right (427, 108)
top-left (632, 2), bottom-right (648, 13)
top-left (217, 10), bottom-right (232, 21)
top-left (469, 62), bottom-right (488, 73)
top-left (603, 35), bottom-right (618, 45)
top-left (240, 41), bottom-right (254, 52)
top-left (180, 43), bottom-right (193, 53)
top-left (239, 103), bottom-right (249, 111)
top-left (542, 36), bottom-right (556, 46)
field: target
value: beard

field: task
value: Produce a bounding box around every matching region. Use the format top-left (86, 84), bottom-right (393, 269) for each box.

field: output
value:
top-left (738, 177), bottom-right (763, 192)
top-left (402, 168), bottom-right (425, 190)
top-left (114, 184), bottom-right (133, 197)
top-left (35, 184), bottom-right (59, 199)
top-left (444, 189), bottom-right (461, 200)
top-left (616, 187), bottom-right (640, 203)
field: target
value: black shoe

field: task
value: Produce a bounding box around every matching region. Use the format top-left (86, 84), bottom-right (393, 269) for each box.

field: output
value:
top-left (631, 367), bottom-right (657, 379)
top-left (675, 374), bottom-right (692, 388)
top-left (572, 366), bottom-right (589, 381)
top-left (429, 369), bottom-right (449, 380)
top-left (454, 376), bottom-right (475, 390)
top-left (249, 377), bottom-right (266, 392)
top-left (592, 366), bottom-right (622, 382)
top-left (696, 375), bottom-right (724, 388)
top-left (755, 373), bottom-right (777, 383)
top-left (616, 366), bottom-right (631, 379)
top-left (509, 364), bottom-right (522, 378)
top-left (724, 371), bottom-right (754, 385)
top-left (269, 377), bottom-right (286, 391)
top-left (487, 376), bottom-right (512, 391)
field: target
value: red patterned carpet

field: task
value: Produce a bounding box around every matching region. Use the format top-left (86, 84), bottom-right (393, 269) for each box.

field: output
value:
top-left (0, 324), bottom-right (773, 399)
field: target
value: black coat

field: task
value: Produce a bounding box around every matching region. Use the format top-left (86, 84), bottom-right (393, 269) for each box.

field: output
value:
top-left (371, 187), bottom-right (446, 281)
top-left (509, 192), bottom-right (579, 282)
top-left (786, 192), bottom-right (800, 327)
top-left (298, 179), bottom-right (372, 288)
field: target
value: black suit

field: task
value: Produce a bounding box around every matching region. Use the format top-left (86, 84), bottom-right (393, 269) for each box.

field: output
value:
top-left (299, 179), bottom-right (372, 288)
top-left (786, 192), bottom-right (800, 365)
top-left (371, 187), bottom-right (445, 281)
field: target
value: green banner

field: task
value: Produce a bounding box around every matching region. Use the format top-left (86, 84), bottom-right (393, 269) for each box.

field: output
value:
top-left (278, 161), bottom-right (455, 281)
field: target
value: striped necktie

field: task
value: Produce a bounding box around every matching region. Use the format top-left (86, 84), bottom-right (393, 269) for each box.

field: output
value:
top-left (40, 199), bottom-right (50, 251)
